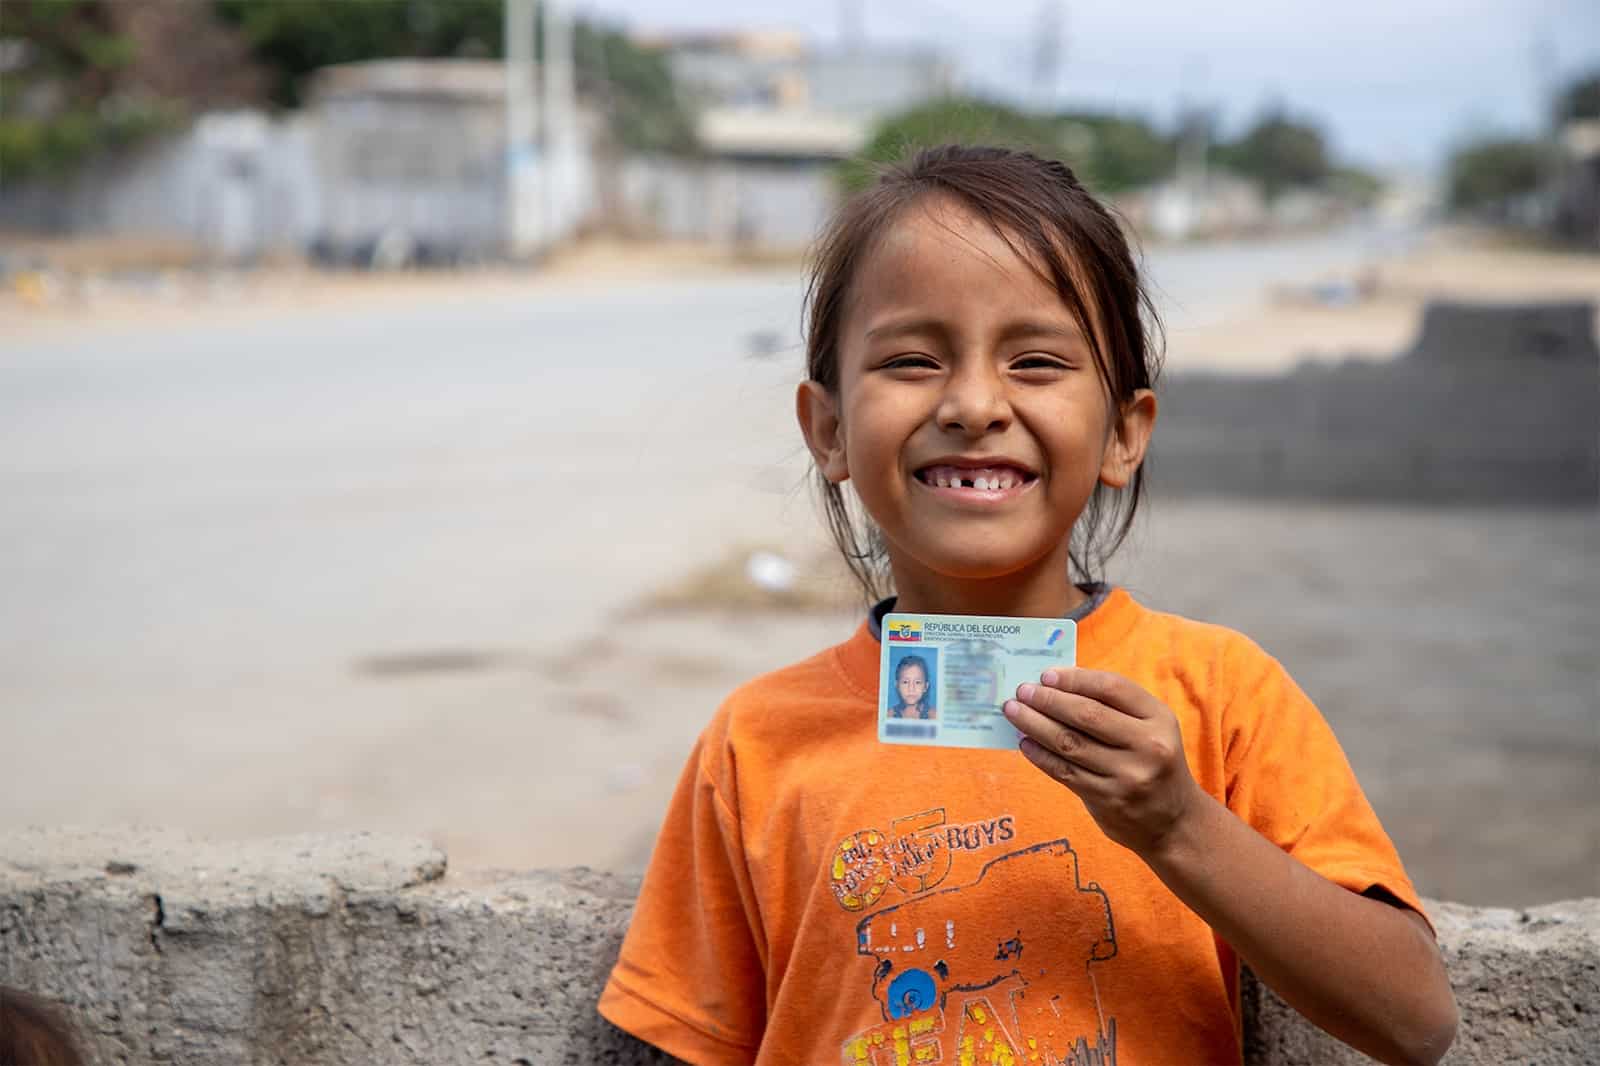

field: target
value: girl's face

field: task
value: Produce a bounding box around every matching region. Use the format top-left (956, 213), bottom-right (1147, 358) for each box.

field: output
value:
top-left (896, 662), bottom-right (928, 706)
top-left (800, 196), bottom-right (1153, 599)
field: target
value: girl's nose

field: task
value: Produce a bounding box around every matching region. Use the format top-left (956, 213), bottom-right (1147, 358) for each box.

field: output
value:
top-left (937, 364), bottom-right (1012, 436)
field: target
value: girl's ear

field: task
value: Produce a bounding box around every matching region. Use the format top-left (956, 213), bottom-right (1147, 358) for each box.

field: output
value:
top-left (1099, 388), bottom-right (1157, 489)
top-left (797, 380), bottom-right (850, 483)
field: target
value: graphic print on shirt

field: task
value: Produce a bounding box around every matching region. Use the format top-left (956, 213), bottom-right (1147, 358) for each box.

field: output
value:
top-left (829, 807), bottom-right (1017, 911)
top-left (831, 810), bottom-right (1120, 1065)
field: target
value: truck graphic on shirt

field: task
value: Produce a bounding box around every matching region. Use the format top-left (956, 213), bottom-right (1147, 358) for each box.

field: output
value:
top-left (847, 839), bottom-right (1118, 1064)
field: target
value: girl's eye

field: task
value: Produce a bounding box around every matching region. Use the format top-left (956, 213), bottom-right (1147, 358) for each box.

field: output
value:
top-left (880, 354), bottom-right (940, 371)
top-left (1011, 353), bottom-right (1070, 372)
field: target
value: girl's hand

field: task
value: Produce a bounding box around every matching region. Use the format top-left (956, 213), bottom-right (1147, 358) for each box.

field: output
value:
top-left (1003, 668), bottom-right (1201, 856)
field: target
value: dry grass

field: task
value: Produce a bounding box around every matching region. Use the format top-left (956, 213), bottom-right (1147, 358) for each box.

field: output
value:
top-left (629, 544), bottom-right (859, 616)
top-left (538, 236), bottom-right (806, 280)
top-left (0, 232), bottom-right (216, 272)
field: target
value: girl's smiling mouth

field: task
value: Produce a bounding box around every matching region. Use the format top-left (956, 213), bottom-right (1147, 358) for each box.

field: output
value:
top-left (913, 460), bottom-right (1039, 499)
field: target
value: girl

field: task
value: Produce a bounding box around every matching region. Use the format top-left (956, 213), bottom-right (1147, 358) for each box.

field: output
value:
top-left (889, 653), bottom-right (936, 720)
top-left (599, 146), bottom-right (1456, 1065)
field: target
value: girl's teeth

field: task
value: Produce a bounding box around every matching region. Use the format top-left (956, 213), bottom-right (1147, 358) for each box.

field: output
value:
top-left (920, 465), bottom-right (1028, 489)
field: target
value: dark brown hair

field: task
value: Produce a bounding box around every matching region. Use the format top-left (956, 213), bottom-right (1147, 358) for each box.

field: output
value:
top-left (803, 144), bottom-right (1162, 600)
top-left (0, 988), bottom-right (86, 1066)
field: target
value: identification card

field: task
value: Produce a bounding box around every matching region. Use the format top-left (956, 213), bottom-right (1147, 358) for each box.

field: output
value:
top-left (879, 613), bottom-right (1077, 749)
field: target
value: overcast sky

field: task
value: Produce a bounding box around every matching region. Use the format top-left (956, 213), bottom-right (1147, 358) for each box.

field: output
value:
top-left (578, 0), bottom-right (1600, 173)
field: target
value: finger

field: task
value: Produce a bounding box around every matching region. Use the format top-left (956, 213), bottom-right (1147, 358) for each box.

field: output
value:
top-left (1018, 735), bottom-right (1113, 791)
top-left (1004, 698), bottom-right (1119, 775)
top-left (1014, 682), bottom-right (1139, 748)
top-left (1038, 667), bottom-right (1159, 720)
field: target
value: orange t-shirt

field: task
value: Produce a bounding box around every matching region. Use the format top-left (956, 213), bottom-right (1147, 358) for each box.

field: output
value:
top-left (599, 588), bottom-right (1425, 1065)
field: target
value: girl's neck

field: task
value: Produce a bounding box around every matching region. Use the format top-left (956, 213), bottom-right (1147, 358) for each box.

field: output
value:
top-left (889, 555), bottom-right (1089, 620)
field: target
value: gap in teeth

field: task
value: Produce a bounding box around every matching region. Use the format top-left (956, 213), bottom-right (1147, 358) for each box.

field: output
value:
top-left (923, 467), bottom-right (1024, 490)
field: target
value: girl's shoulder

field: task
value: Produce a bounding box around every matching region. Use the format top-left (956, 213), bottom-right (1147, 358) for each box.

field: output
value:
top-left (699, 621), bottom-right (877, 743)
top-left (1088, 587), bottom-right (1264, 662)
top-left (688, 622), bottom-right (878, 805)
top-left (1091, 589), bottom-right (1299, 707)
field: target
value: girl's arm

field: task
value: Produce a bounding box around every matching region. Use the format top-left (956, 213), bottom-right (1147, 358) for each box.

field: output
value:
top-left (1143, 785), bottom-right (1454, 1065)
top-left (1004, 670), bottom-right (1459, 1066)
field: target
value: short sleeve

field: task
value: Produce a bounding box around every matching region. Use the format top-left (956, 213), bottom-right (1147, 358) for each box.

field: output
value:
top-left (1220, 639), bottom-right (1431, 931)
top-left (598, 728), bottom-right (767, 1064)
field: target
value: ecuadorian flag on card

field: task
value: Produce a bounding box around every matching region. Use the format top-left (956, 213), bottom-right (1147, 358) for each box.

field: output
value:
top-left (885, 619), bottom-right (922, 642)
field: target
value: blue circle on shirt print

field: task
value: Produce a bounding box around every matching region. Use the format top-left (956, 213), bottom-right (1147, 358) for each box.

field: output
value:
top-left (886, 967), bottom-right (938, 1018)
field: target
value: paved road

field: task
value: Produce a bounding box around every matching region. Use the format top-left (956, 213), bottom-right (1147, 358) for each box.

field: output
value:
top-left (3, 272), bottom-right (816, 841)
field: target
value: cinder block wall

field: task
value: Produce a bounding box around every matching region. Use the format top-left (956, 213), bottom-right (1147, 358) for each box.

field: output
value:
top-left (2, 828), bottom-right (1596, 1065)
top-left (1151, 301), bottom-right (1600, 504)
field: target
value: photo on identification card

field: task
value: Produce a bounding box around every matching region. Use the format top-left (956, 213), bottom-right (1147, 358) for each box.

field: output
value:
top-left (879, 613), bottom-right (1076, 750)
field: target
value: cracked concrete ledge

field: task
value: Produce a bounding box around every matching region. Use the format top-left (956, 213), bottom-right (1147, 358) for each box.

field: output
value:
top-left (2, 828), bottom-right (1595, 1065)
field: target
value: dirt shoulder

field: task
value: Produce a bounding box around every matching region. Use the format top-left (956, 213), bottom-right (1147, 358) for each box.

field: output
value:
top-left (0, 236), bottom-right (801, 344)
top-left (1164, 231), bottom-right (1600, 373)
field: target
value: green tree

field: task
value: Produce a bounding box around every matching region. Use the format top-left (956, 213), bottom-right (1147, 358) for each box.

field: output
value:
top-left (1215, 111), bottom-right (1330, 199)
top-left (1446, 138), bottom-right (1556, 211)
top-left (211, 0), bottom-right (503, 107)
top-left (3, 0), bottom-right (134, 103)
top-left (572, 20), bottom-right (694, 153)
top-left (1556, 70), bottom-right (1600, 123)
top-left (0, 0), bottom-right (190, 179)
top-left (841, 98), bottom-right (1177, 198)
top-left (1326, 165), bottom-right (1384, 207)
top-left (1055, 112), bottom-right (1175, 193)
top-left (838, 97), bottom-right (1069, 196)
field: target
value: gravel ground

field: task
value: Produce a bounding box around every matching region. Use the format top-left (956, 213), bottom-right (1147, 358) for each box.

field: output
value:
top-left (1107, 499), bottom-right (1599, 907)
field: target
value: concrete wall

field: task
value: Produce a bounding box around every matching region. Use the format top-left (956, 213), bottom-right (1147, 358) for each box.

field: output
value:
top-left (618, 155), bottom-right (835, 248)
top-left (0, 112), bottom-right (319, 260)
top-left (0, 96), bottom-right (597, 263)
top-left (2, 828), bottom-right (1595, 1065)
top-left (310, 94), bottom-right (507, 256)
top-left (1152, 301), bottom-right (1600, 504)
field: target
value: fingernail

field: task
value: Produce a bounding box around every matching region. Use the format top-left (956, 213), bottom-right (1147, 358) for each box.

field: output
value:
top-left (1002, 700), bottom-right (1021, 719)
top-left (1041, 670), bottom-right (1059, 687)
top-left (1016, 683), bottom-right (1035, 703)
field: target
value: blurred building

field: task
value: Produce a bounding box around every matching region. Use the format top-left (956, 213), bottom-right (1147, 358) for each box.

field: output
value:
top-left (617, 31), bottom-right (953, 249)
top-left (0, 59), bottom-right (598, 265)
top-left (1552, 118), bottom-right (1600, 249)
top-left (1125, 173), bottom-right (1266, 242)
top-left (0, 109), bottom-right (309, 259)
top-left (1121, 174), bottom-right (1359, 241)
top-left (656, 30), bottom-right (953, 118)
top-left (305, 59), bottom-right (596, 265)
top-left (619, 108), bottom-right (866, 248)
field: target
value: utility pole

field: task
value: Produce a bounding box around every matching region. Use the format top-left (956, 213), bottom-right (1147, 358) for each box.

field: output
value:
top-left (1032, 0), bottom-right (1063, 114)
top-left (839, 0), bottom-right (862, 53)
top-left (504, 0), bottom-right (540, 258)
top-left (1529, 31), bottom-right (1561, 231)
top-left (542, 0), bottom-right (575, 250)
top-left (1177, 54), bottom-right (1210, 191)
